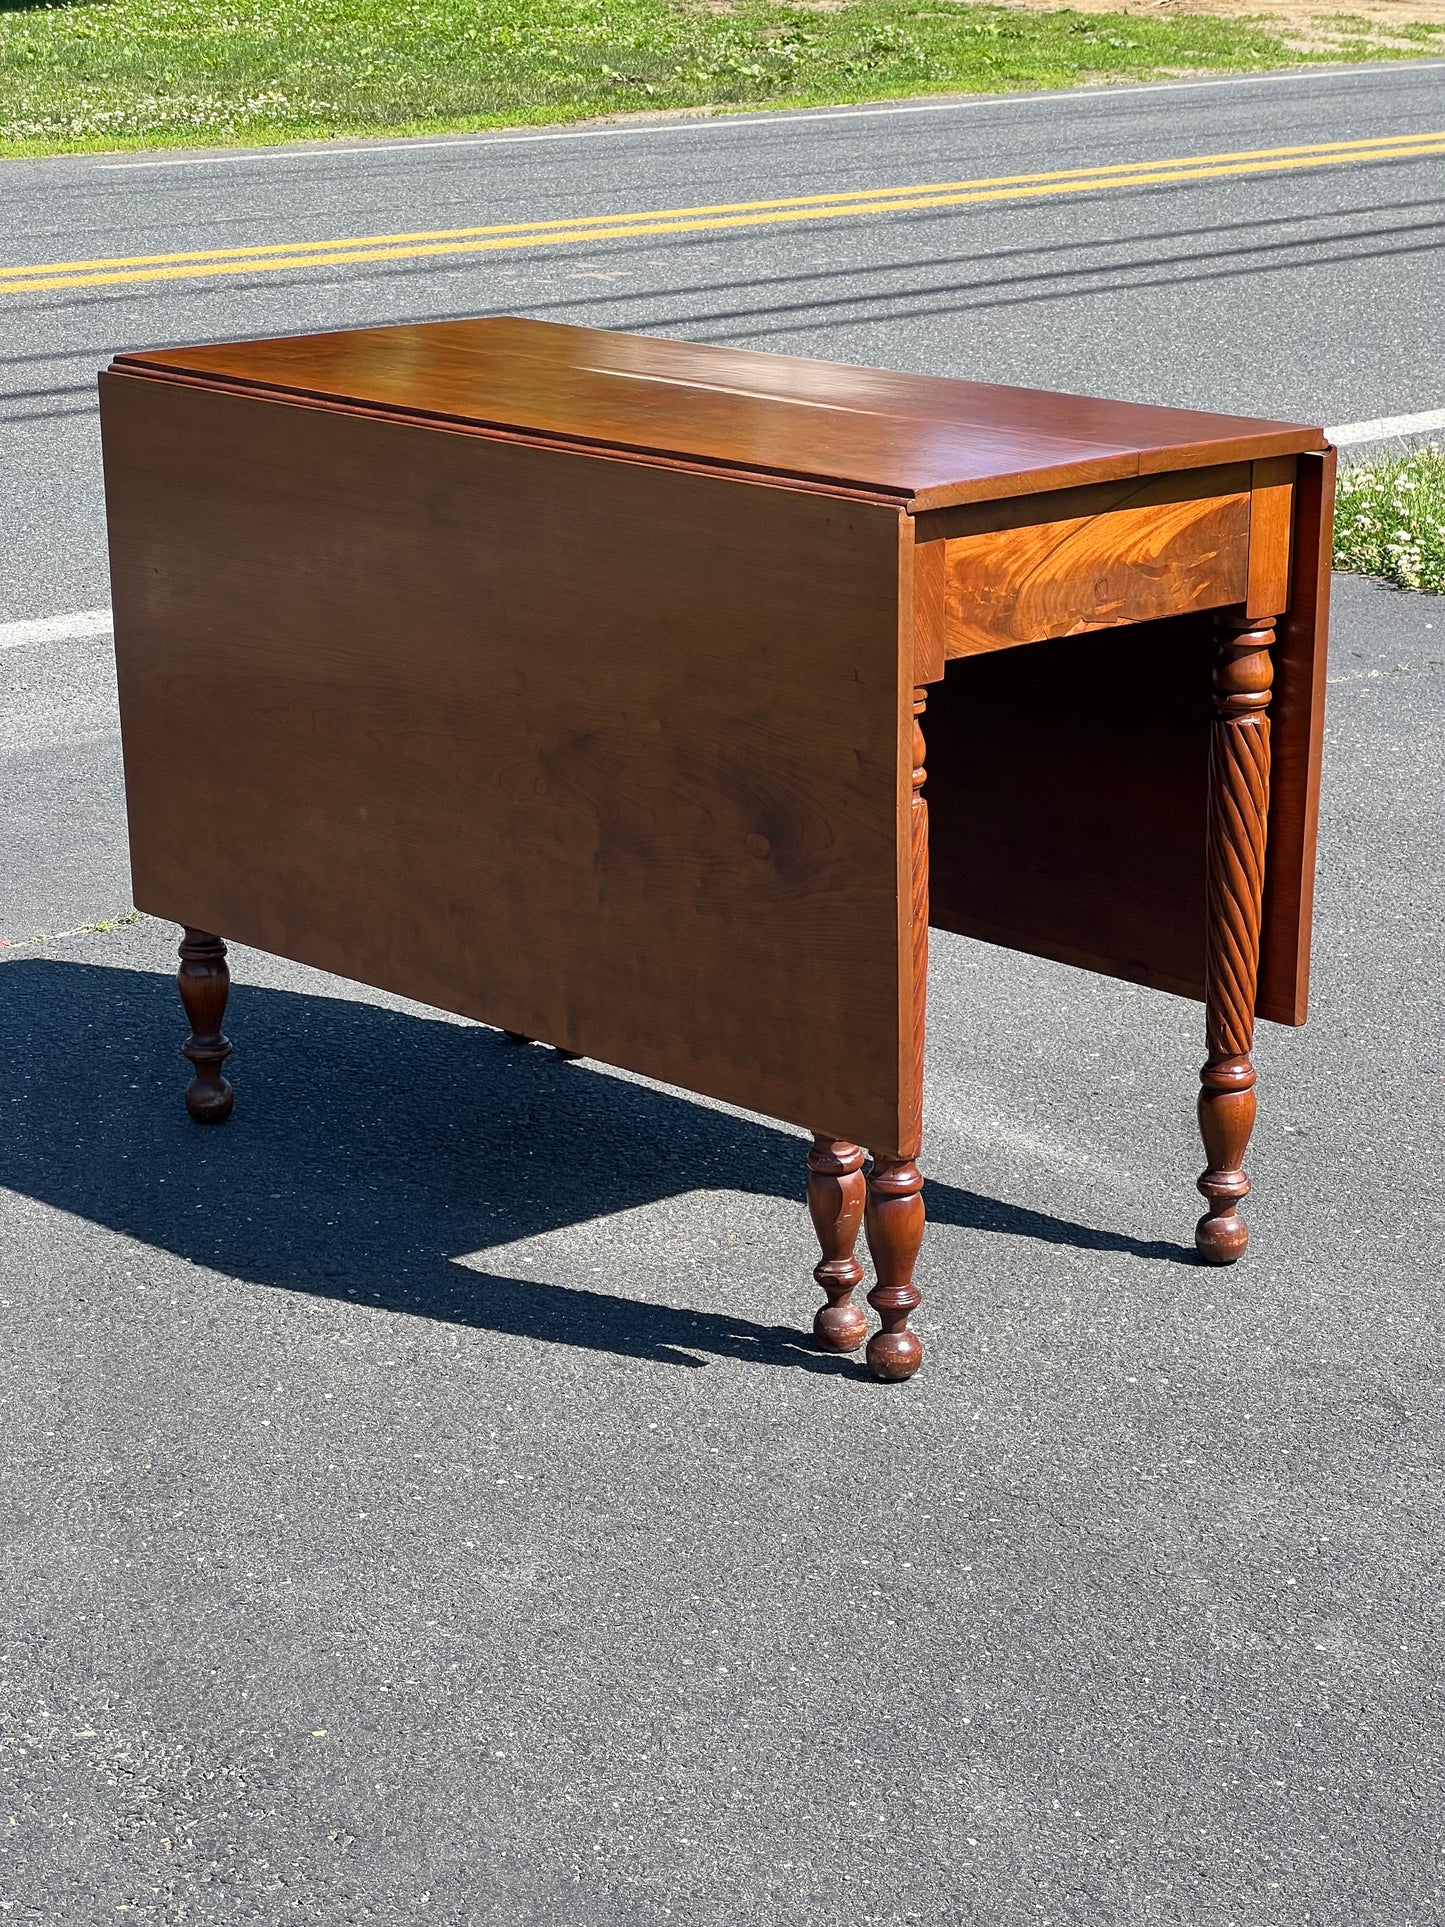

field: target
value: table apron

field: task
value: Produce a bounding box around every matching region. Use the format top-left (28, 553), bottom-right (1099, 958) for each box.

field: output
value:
top-left (914, 461), bottom-right (1294, 659)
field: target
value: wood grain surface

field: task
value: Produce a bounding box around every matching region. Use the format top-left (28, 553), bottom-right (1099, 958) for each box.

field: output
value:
top-left (112, 317), bottom-right (1328, 512)
top-left (924, 466), bottom-right (1252, 656)
top-left (1255, 447), bottom-right (1335, 1024)
top-left (101, 371), bottom-right (924, 1156)
top-left (1246, 455), bottom-right (1297, 619)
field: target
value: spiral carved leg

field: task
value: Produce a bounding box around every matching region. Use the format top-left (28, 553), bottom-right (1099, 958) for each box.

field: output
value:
top-left (1197, 613), bottom-right (1274, 1264)
top-left (806, 1135), bottom-right (868, 1353)
top-left (177, 928), bottom-right (234, 1123)
top-left (864, 1157), bottom-right (924, 1381)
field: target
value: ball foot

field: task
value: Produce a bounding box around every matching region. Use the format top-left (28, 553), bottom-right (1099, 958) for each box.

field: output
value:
top-left (813, 1302), bottom-right (867, 1354)
top-left (185, 1075), bottom-right (234, 1124)
top-left (866, 1330), bottom-right (923, 1382)
top-left (1195, 1211), bottom-right (1248, 1265)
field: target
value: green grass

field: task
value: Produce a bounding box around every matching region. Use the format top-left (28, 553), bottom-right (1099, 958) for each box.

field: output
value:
top-left (1, 0), bottom-right (1442, 158)
top-left (1334, 445), bottom-right (1445, 596)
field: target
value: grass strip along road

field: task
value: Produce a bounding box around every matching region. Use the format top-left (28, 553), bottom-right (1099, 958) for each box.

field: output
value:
top-left (1335, 443), bottom-right (1445, 593)
top-left (6, 128), bottom-right (1445, 296)
top-left (5, 0), bottom-right (1443, 160)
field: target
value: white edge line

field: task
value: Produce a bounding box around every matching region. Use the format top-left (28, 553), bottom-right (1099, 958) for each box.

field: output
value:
top-left (0, 608), bottom-right (113, 650)
top-left (1326, 405), bottom-right (1445, 444)
top-left (3, 407), bottom-right (1440, 648)
top-left (94, 61), bottom-right (1445, 170)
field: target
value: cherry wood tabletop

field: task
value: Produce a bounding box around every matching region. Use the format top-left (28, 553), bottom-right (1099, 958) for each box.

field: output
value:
top-left (114, 317), bottom-right (1327, 511)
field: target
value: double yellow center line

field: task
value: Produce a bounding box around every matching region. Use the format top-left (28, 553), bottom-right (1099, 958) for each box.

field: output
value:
top-left (5, 127), bottom-right (1443, 297)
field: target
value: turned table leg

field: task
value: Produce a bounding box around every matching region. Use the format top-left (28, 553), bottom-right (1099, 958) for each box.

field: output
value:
top-left (1196, 612), bottom-right (1275, 1264)
top-left (806, 1135), bottom-right (868, 1352)
top-left (864, 1157), bottom-right (925, 1381)
top-left (859, 686), bottom-right (928, 1379)
top-left (802, 686), bottom-right (929, 1379)
top-left (177, 928), bottom-right (234, 1122)
top-left (859, 683), bottom-right (929, 1381)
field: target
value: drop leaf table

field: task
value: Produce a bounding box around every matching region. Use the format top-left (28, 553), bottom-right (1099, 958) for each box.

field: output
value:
top-left (99, 319), bottom-right (1333, 1382)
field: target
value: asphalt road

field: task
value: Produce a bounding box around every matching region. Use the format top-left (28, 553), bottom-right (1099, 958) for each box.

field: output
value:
top-left (2, 61), bottom-right (1443, 1927)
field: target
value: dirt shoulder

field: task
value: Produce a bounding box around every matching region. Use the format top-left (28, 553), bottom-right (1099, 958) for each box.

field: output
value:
top-left (993, 0), bottom-right (1445, 42)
